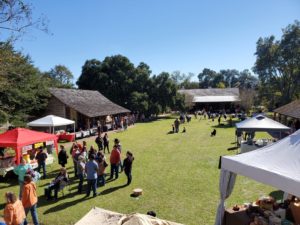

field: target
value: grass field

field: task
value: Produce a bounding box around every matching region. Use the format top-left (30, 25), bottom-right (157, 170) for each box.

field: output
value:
top-left (0, 116), bottom-right (277, 225)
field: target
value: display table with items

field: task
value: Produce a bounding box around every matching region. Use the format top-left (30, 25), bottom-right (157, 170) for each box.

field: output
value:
top-left (224, 196), bottom-right (299, 225)
top-left (56, 133), bottom-right (75, 142)
top-left (0, 128), bottom-right (58, 177)
top-left (75, 128), bottom-right (98, 140)
top-left (240, 139), bottom-right (275, 154)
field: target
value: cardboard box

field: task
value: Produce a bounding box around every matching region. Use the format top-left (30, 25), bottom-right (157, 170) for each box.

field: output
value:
top-left (224, 207), bottom-right (251, 225)
top-left (290, 202), bottom-right (300, 225)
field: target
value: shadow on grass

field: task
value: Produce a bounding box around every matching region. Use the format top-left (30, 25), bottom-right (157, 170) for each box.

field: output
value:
top-left (100, 184), bottom-right (127, 195)
top-left (227, 146), bottom-right (239, 151)
top-left (269, 190), bottom-right (284, 201)
top-left (0, 172), bottom-right (18, 190)
top-left (211, 124), bottom-right (234, 129)
top-left (42, 194), bottom-right (90, 214)
top-left (0, 202), bottom-right (5, 211)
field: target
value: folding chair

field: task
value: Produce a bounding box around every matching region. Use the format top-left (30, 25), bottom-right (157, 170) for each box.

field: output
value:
top-left (58, 179), bottom-right (71, 197)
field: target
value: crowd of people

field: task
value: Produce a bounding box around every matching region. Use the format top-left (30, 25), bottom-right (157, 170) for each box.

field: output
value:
top-left (3, 131), bottom-right (134, 225)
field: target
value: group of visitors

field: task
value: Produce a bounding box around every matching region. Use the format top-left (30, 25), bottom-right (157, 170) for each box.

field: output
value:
top-left (95, 132), bottom-right (110, 153)
top-left (56, 136), bottom-right (134, 197)
top-left (3, 131), bottom-right (135, 225)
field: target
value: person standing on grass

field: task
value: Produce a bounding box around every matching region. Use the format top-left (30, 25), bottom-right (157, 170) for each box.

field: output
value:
top-left (77, 155), bottom-right (86, 194)
top-left (174, 118), bottom-right (180, 133)
top-left (85, 154), bottom-right (98, 197)
top-left (95, 133), bottom-right (104, 151)
top-left (35, 147), bottom-right (47, 179)
top-left (58, 145), bottom-right (68, 167)
top-left (22, 175), bottom-right (39, 225)
top-left (96, 151), bottom-right (107, 187)
top-left (13, 158), bottom-right (32, 199)
top-left (71, 144), bottom-right (81, 178)
top-left (123, 151), bottom-right (134, 185)
top-left (103, 133), bottom-right (110, 154)
top-left (109, 145), bottom-right (121, 179)
top-left (4, 192), bottom-right (26, 225)
top-left (114, 138), bottom-right (123, 172)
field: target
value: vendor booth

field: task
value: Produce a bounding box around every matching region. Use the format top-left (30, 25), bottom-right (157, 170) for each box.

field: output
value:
top-left (215, 129), bottom-right (300, 225)
top-left (0, 128), bottom-right (58, 176)
top-left (235, 114), bottom-right (291, 153)
top-left (28, 115), bottom-right (75, 142)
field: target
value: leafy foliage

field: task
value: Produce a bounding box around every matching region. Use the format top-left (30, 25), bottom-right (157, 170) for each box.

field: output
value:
top-left (253, 21), bottom-right (300, 109)
top-left (77, 55), bottom-right (184, 116)
top-left (0, 42), bottom-right (50, 124)
top-left (197, 68), bottom-right (258, 89)
top-left (44, 65), bottom-right (74, 88)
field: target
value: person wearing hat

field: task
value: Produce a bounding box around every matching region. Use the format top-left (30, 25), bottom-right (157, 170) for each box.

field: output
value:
top-left (35, 147), bottom-right (47, 179)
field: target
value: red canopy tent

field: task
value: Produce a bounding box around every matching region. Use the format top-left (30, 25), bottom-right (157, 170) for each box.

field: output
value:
top-left (0, 128), bottom-right (58, 165)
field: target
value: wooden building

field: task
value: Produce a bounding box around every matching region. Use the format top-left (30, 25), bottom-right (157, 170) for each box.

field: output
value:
top-left (47, 88), bottom-right (130, 129)
top-left (273, 100), bottom-right (300, 129)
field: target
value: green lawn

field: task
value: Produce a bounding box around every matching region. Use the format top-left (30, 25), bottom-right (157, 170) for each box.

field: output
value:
top-left (0, 116), bottom-right (276, 225)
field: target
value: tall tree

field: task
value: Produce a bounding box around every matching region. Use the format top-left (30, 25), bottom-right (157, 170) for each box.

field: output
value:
top-left (253, 21), bottom-right (300, 108)
top-left (236, 69), bottom-right (258, 89)
top-left (45, 65), bottom-right (74, 88)
top-left (219, 69), bottom-right (239, 87)
top-left (198, 68), bottom-right (221, 88)
top-left (0, 42), bottom-right (50, 125)
top-left (77, 55), bottom-right (185, 116)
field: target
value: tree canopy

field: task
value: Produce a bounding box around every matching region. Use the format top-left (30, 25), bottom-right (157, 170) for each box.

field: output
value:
top-left (197, 68), bottom-right (259, 90)
top-left (77, 55), bottom-right (185, 116)
top-left (44, 65), bottom-right (74, 88)
top-left (253, 20), bottom-right (300, 109)
top-left (0, 42), bottom-right (50, 125)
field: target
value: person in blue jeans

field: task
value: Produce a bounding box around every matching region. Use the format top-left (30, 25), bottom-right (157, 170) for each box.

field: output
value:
top-left (35, 147), bottom-right (47, 179)
top-left (85, 154), bottom-right (98, 197)
top-left (77, 156), bottom-right (85, 194)
top-left (22, 175), bottom-right (39, 225)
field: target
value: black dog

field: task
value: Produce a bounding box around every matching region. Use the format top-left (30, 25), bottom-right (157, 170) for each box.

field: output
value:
top-left (211, 129), bottom-right (216, 136)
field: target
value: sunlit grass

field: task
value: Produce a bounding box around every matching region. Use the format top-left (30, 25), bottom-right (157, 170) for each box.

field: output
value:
top-left (0, 116), bottom-right (275, 225)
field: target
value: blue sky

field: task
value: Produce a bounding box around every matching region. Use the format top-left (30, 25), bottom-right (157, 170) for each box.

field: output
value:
top-left (14, 0), bottom-right (300, 81)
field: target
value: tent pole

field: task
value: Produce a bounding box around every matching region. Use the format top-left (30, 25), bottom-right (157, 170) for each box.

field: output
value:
top-left (280, 132), bottom-right (282, 139)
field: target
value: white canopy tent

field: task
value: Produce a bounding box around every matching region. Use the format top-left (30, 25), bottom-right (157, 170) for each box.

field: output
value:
top-left (27, 115), bottom-right (75, 133)
top-left (236, 114), bottom-right (291, 132)
top-left (215, 129), bottom-right (300, 225)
